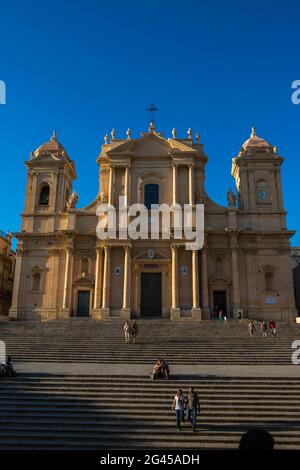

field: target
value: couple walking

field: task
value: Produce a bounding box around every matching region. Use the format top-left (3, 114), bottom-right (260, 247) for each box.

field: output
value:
top-left (172, 387), bottom-right (200, 432)
top-left (123, 320), bottom-right (138, 343)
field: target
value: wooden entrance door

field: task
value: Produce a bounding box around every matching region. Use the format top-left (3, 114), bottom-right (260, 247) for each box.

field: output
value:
top-left (213, 290), bottom-right (227, 316)
top-left (141, 273), bottom-right (162, 317)
top-left (77, 291), bottom-right (90, 317)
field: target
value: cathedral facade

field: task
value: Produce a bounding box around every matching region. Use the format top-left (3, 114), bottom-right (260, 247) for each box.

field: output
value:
top-left (9, 124), bottom-right (297, 321)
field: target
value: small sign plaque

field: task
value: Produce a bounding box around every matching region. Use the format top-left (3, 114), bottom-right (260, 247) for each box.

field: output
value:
top-left (266, 297), bottom-right (277, 304)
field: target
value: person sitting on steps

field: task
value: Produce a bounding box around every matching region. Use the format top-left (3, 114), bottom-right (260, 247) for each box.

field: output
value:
top-left (150, 358), bottom-right (170, 380)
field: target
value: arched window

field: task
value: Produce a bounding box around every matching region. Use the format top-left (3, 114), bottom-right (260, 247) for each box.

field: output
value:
top-left (38, 184), bottom-right (50, 206)
top-left (265, 272), bottom-right (274, 291)
top-left (144, 183), bottom-right (159, 210)
top-left (81, 257), bottom-right (89, 275)
top-left (32, 272), bottom-right (41, 292)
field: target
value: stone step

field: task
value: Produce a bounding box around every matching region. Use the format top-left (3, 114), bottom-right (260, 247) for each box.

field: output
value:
top-left (1, 318), bottom-right (297, 364)
top-left (1, 374), bottom-right (299, 450)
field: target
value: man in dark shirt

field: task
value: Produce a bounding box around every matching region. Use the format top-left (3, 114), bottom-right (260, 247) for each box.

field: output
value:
top-left (187, 387), bottom-right (200, 432)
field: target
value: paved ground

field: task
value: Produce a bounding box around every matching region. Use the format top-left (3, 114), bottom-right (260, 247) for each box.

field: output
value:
top-left (15, 361), bottom-right (300, 377)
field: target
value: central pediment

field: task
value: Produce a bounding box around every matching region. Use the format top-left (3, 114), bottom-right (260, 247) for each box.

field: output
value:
top-left (106, 132), bottom-right (197, 158)
top-left (133, 134), bottom-right (171, 157)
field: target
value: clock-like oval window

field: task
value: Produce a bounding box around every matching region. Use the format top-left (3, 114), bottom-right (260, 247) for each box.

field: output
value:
top-left (256, 180), bottom-right (268, 201)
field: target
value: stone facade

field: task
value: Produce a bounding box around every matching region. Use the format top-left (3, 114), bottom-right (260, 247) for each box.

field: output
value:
top-left (9, 126), bottom-right (297, 321)
top-left (0, 230), bottom-right (15, 315)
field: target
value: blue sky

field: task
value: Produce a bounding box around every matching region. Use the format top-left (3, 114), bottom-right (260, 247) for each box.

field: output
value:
top-left (0, 0), bottom-right (299, 246)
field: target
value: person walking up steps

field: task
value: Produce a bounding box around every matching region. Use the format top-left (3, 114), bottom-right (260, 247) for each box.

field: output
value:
top-left (172, 389), bottom-right (186, 432)
top-left (187, 387), bottom-right (200, 432)
top-left (269, 320), bottom-right (277, 337)
top-left (123, 321), bottom-right (131, 344)
top-left (131, 321), bottom-right (138, 343)
top-left (260, 320), bottom-right (268, 337)
top-left (248, 320), bottom-right (256, 337)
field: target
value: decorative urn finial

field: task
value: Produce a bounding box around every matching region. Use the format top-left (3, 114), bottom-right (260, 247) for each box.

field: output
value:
top-left (172, 127), bottom-right (177, 139)
top-left (149, 121), bottom-right (155, 132)
top-left (104, 134), bottom-right (109, 144)
top-left (126, 128), bottom-right (131, 139)
top-left (187, 128), bottom-right (193, 140)
top-left (195, 132), bottom-right (200, 143)
top-left (111, 128), bottom-right (116, 140)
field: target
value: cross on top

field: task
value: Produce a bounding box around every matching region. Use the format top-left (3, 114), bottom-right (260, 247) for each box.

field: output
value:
top-left (146, 103), bottom-right (159, 122)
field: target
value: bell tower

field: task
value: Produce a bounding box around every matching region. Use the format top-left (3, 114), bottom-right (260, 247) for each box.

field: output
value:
top-left (22, 131), bottom-right (76, 232)
top-left (231, 128), bottom-right (286, 230)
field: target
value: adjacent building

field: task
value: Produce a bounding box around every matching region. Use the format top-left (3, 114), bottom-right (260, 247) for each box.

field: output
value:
top-left (0, 230), bottom-right (15, 316)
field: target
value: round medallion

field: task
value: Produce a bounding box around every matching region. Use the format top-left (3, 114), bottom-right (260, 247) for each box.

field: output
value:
top-left (147, 249), bottom-right (155, 259)
top-left (114, 266), bottom-right (121, 276)
top-left (181, 265), bottom-right (188, 276)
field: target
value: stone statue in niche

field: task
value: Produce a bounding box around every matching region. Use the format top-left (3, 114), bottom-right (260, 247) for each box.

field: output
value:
top-left (197, 190), bottom-right (207, 204)
top-left (227, 188), bottom-right (236, 208)
top-left (99, 191), bottom-right (108, 204)
top-left (66, 190), bottom-right (78, 210)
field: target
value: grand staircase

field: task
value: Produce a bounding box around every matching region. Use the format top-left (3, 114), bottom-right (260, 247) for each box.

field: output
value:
top-left (0, 319), bottom-right (300, 449)
top-left (0, 319), bottom-right (299, 364)
top-left (0, 374), bottom-right (300, 449)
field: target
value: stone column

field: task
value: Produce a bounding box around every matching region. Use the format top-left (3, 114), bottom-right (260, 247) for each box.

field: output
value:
top-left (170, 245), bottom-right (180, 320)
top-left (172, 163), bottom-right (178, 205)
top-left (188, 163), bottom-right (194, 205)
top-left (246, 249), bottom-right (258, 319)
top-left (9, 247), bottom-right (27, 320)
top-left (49, 171), bottom-right (58, 212)
top-left (231, 235), bottom-right (241, 313)
top-left (108, 166), bottom-right (114, 206)
top-left (45, 248), bottom-right (60, 320)
top-left (30, 172), bottom-right (38, 210)
top-left (93, 246), bottom-right (103, 311)
top-left (201, 245), bottom-right (210, 317)
top-left (124, 165), bottom-right (130, 206)
top-left (121, 245), bottom-right (131, 319)
top-left (275, 169), bottom-right (284, 209)
top-left (191, 250), bottom-right (201, 319)
top-left (101, 245), bottom-right (111, 318)
top-left (62, 246), bottom-right (74, 312)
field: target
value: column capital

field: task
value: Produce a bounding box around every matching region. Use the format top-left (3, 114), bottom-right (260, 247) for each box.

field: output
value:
top-left (47, 248), bottom-right (61, 256)
top-left (16, 248), bottom-right (29, 257)
top-left (171, 243), bottom-right (180, 250)
top-left (65, 239), bottom-right (74, 251)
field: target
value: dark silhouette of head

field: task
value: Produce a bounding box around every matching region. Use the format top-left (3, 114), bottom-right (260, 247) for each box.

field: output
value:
top-left (239, 428), bottom-right (274, 450)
